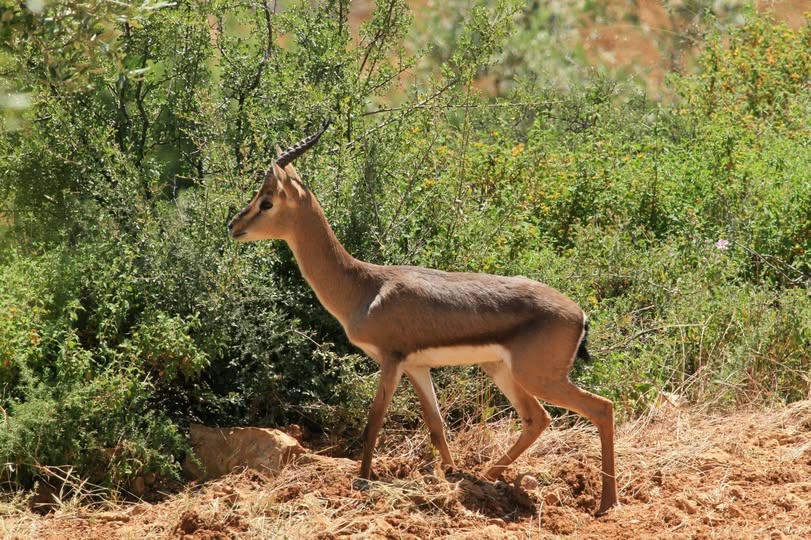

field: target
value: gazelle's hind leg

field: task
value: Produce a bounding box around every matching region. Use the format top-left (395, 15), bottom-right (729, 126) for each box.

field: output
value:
top-left (508, 322), bottom-right (618, 515)
top-left (528, 379), bottom-right (618, 516)
top-left (479, 361), bottom-right (552, 481)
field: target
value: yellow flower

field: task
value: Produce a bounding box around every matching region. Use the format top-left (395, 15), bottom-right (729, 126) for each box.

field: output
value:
top-left (511, 143), bottom-right (524, 156)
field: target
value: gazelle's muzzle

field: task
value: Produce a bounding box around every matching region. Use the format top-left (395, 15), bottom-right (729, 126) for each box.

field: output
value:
top-left (228, 207), bottom-right (251, 239)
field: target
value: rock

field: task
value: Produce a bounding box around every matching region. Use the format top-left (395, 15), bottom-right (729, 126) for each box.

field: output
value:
top-left (183, 424), bottom-right (306, 481)
top-left (729, 486), bottom-right (745, 500)
top-left (96, 512), bottom-right (131, 523)
top-left (517, 474), bottom-right (539, 491)
top-left (674, 495), bottom-right (698, 515)
top-left (702, 511), bottom-right (723, 525)
top-left (479, 524), bottom-right (507, 538)
top-left (544, 490), bottom-right (562, 506)
top-left (284, 423), bottom-right (307, 443)
top-left (726, 503), bottom-right (746, 519)
top-left (698, 448), bottom-right (733, 471)
top-left (174, 510), bottom-right (203, 535)
top-left (128, 504), bottom-right (148, 516)
top-left (774, 493), bottom-right (801, 511)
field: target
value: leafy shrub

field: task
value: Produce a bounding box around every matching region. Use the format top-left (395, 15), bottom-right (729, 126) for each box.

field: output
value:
top-left (0, 250), bottom-right (185, 490)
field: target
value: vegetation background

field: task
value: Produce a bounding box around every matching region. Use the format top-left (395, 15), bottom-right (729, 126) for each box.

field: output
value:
top-left (0, 0), bottom-right (808, 497)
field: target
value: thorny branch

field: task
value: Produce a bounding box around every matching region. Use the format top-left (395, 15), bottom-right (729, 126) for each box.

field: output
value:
top-left (225, 0), bottom-right (276, 173)
top-left (328, 79), bottom-right (458, 155)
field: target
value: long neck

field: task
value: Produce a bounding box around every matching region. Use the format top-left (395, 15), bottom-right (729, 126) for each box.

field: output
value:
top-left (285, 196), bottom-right (367, 326)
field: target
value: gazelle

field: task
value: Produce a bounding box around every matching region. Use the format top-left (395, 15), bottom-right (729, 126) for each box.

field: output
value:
top-left (228, 127), bottom-right (618, 515)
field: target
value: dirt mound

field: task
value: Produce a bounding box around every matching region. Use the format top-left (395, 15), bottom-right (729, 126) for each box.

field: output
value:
top-left (172, 509), bottom-right (246, 539)
top-left (3, 400), bottom-right (811, 539)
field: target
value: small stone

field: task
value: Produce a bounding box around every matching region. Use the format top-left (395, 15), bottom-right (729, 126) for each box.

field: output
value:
top-left (775, 493), bottom-right (801, 511)
top-left (634, 489), bottom-right (651, 503)
top-left (214, 485), bottom-right (240, 505)
top-left (675, 496), bottom-right (698, 515)
top-left (702, 511), bottom-right (723, 525)
top-left (729, 486), bottom-right (745, 500)
top-left (373, 517), bottom-right (393, 533)
top-left (128, 505), bottom-right (147, 516)
top-left (519, 474), bottom-right (539, 491)
top-left (96, 512), bottom-right (130, 523)
top-left (726, 504), bottom-right (746, 519)
top-left (544, 490), bottom-right (561, 506)
top-left (481, 524), bottom-right (505, 537)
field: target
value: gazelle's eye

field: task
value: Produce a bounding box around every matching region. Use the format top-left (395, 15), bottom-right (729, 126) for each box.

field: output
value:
top-left (260, 200), bottom-right (273, 211)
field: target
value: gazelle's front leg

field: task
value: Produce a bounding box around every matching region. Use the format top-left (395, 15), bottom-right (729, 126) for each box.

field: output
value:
top-left (359, 357), bottom-right (404, 480)
top-left (405, 367), bottom-right (455, 467)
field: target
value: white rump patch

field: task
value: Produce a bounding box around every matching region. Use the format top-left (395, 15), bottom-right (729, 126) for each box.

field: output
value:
top-left (404, 344), bottom-right (511, 369)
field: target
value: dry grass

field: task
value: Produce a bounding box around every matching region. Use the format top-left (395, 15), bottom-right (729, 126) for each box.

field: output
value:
top-left (2, 399), bottom-right (810, 539)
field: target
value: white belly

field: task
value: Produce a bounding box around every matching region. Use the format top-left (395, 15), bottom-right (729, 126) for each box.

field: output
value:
top-left (403, 344), bottom-right (512, 368)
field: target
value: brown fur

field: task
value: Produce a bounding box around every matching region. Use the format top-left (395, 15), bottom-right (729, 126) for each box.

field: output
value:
top-left (228, 162), bottom-right (618, 516)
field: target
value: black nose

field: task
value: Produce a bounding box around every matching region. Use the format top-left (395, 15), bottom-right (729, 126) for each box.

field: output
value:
top-left (226, 207), bottom-right (238, 231)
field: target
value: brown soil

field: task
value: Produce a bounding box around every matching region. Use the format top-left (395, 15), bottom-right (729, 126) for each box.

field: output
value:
top-left (578, 0), bottom-right (808, 95)
top-left (3, 400), bottom-right (810, 539)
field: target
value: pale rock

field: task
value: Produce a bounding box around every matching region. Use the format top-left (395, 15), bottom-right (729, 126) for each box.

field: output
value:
top-left (519, 474), bottom-right (539, 491)
top-left (183, 424), bottom-right (305, 481)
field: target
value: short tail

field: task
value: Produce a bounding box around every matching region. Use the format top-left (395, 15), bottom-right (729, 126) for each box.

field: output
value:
top-left (576, 318), bottom-right (591, 362)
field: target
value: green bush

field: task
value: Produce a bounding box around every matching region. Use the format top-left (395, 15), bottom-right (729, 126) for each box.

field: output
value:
top-left (0, 250), bottom-right (185, 490)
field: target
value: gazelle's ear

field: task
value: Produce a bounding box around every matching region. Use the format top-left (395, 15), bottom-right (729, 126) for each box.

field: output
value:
top-left (275, 145), bottom-right (283, 159)
top-left (272, 161), bottom-right (305, 204)
top-left (271, 161), bottom-right (288, 183)
top-left (283, 162), bottom-right (301, 181)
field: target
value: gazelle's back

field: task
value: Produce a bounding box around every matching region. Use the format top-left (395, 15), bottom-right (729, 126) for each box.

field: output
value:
top-left (349, 264), bottom-right (585, 355)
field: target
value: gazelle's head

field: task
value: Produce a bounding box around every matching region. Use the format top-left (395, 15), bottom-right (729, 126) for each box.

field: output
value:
top-left (228, 126), bottom-right (327, 242)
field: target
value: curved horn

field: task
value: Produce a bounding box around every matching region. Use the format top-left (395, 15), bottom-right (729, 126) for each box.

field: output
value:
top-left (276, 120), bottom-right (331, 168)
